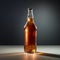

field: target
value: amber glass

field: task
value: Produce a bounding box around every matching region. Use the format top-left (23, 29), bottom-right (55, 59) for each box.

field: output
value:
top-left (24, 8), bottom-right (37, 53)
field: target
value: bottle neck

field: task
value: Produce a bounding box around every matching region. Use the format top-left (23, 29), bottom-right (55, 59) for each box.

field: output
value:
top-left (27, 8), bottom-right (34, 23)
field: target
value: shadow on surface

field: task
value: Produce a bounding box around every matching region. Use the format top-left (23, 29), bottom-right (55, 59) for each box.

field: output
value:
top-left (36, 52), bottom-right (60, 58)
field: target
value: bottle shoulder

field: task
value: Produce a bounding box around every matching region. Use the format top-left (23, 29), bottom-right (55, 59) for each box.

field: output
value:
top-left (24, 22), bottom-right (37, 31)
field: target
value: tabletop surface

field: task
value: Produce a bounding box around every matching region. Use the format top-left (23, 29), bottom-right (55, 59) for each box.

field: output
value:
top-left (0, 45), bottom-right (60, 54)
top-left (0, 45), bottom-right (60, 60)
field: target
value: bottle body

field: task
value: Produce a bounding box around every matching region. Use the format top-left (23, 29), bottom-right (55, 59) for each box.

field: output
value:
top-left (24, 8), bottom-right (37, 53)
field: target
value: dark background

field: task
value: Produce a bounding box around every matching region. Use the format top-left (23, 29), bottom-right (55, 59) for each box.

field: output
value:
top-left (0, 0), bottom-right (60, 45)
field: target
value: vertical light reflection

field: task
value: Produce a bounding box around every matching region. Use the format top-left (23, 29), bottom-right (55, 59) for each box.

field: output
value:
top-left (23, 53), bottom-right (37, 60)
top-left (32, 53), bottom-right (36, 60)
top-left (23, 53), bottom-right (28, 60)
top-left (25, 28), bottom-right (28, 45)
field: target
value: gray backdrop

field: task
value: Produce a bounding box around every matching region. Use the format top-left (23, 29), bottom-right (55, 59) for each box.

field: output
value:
top-left (0, 0), bottom-right (60, 45)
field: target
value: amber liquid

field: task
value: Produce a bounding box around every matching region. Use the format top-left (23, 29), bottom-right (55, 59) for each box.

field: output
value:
top-left (24, 17), bottom-right (37, 53)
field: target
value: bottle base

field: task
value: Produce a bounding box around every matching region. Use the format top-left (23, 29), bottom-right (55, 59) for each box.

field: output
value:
top-left (24, 49), bottom-right (36, 53)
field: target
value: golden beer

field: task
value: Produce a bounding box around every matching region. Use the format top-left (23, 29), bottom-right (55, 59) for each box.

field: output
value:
top-left (24, 8), bottom-right (37, 53)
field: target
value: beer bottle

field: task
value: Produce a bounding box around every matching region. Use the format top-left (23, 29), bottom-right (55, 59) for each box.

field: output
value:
top-left (24, 8), bottom-right (37, 53)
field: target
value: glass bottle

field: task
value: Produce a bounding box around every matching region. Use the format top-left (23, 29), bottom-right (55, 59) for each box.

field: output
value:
top-left (24, 8), bottom-right (37, 53)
